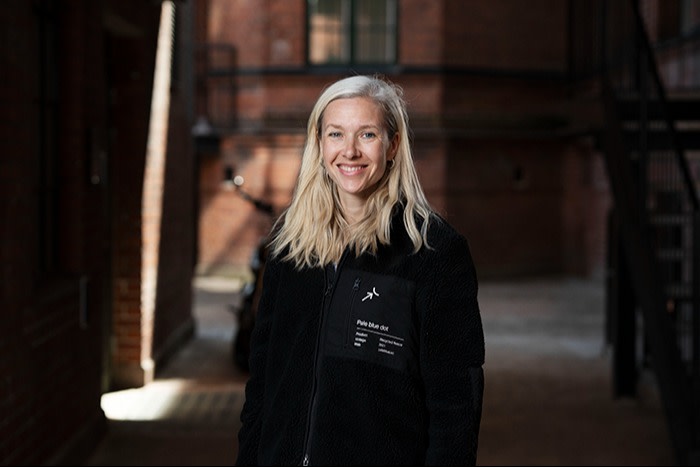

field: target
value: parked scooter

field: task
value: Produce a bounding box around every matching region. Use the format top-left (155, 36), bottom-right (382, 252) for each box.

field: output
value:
top-left (229, 175), bottom-right (275, 372)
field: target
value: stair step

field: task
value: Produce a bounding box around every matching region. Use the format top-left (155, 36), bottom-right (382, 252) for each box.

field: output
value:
top-left (622, 128), bottom-right (700, 150)
top-left (649, 213), bottom-right (694, 225)
top-left (616, 98), bottom-right (700, 122)
top-left (664, 282), bottom-right (694, 300)
top-left (656, 247), bottom-right (690, 261)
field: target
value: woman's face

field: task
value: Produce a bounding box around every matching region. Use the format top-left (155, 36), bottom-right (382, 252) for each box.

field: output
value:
top-left (320, 97), bottom-right (398, 213)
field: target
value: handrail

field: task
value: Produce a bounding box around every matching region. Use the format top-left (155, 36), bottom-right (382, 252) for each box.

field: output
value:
top-left (630, 2), bottom-right (700, 210)
top-left (600, 80), bottom-right (695, 465)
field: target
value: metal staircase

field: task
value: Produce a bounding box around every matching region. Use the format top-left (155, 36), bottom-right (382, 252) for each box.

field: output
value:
top-left (596, 1), bottom-right (700, 465)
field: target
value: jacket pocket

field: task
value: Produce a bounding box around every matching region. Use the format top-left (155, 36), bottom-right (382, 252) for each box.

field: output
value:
top-left (327, 269), bottom-right (418, 374)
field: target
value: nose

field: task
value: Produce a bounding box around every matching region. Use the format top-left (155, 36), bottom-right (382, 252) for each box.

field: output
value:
top-left (342, 137), bottom-right (359, 158)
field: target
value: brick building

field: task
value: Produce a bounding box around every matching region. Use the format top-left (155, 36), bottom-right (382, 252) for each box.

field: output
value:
top-left (1, 0), bottom-right (196, 464)
top-left (194, 0), bottom-right (611, 281)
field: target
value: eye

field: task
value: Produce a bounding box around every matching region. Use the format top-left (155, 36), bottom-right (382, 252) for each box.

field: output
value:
top-left (360, 131), bottom-right (377, 140)
top-left (327, 131), bottom-right (342, 138)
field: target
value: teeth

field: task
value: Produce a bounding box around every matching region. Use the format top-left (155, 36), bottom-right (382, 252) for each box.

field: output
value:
top-left (341, 166), bottom-right (363, 173)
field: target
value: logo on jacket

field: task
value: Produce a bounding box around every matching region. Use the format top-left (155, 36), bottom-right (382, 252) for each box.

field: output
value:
top-left (362, 287), bottom-right (380, 302)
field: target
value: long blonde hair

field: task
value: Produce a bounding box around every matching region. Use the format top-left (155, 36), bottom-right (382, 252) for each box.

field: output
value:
top-left (269, 74), bottom-right (434, 268)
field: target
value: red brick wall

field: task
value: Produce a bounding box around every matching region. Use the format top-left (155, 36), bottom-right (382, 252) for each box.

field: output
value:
top-left (108, 2), bottom-right (196, 389)
top-left (0, 2), bottom-right (110, 465)
top-left (400, 0), bottom-right (444, 65)
top-left (195, 0), bottom-right (611, 280)
top-left (0, 0), bottom-right (197, 463)
top-left (198, 132), bottom-right (305, 274)
top-left (441, 136), bottom-right (611, 279)
top-left (561, 140), bottom-right (612, 279)
top-left (0, 1), bottom-right (110, 464)
top-left (443, 0), bottom-right (568, 71)
top-left (152, 86), bottom-right (197, 361)
top-left (107, 13), bottom-right (156, 389)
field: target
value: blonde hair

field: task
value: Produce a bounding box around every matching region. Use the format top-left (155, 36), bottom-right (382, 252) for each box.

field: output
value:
top-left (269, 74), bottom-right (435, 268)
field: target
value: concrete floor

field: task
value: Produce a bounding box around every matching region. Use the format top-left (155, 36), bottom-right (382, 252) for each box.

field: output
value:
top-left (82, 276), bottom-right (675, 466)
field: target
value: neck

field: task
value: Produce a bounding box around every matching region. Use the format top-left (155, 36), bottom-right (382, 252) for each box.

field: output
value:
top-left (341, 203), bottom-right (365, 226)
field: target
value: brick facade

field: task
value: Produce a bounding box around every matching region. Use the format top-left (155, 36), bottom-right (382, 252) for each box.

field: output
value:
top-left (1, 0), bottom-right (195, 464)
top-left (195, 0), bottom-right (611, 280)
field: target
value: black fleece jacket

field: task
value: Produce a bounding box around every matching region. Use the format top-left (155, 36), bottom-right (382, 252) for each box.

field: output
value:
top-left (236, 213), bottom-right (485, 466)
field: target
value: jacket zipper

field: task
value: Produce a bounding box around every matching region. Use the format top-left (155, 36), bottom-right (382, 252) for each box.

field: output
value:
top-left (344, 277), bottom-right (361, 348)
top-left (301, 253), bottom-right (348, 465)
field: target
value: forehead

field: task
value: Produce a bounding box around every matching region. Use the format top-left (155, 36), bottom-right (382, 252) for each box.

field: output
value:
top-left (322, 97), bottom-right (383, 126)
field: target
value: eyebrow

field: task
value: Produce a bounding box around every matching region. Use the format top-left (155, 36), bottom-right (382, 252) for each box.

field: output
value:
top-left (324, 123), bottom-right (381, 131)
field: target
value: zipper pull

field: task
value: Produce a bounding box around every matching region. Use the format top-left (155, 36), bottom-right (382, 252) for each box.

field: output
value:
top-left (353, 277), bottom-right (361, 290)
top-left (303, 454), bottom-right (310, 466)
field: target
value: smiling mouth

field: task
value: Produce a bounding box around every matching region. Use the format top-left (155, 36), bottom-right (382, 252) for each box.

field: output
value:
top-left (338, 165), bottom-right (366, 175)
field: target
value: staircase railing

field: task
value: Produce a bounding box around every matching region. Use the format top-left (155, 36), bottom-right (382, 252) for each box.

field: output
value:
top-left (595, 0), bottom-right (700, 464)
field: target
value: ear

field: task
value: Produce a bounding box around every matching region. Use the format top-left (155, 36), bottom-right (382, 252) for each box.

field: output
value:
top-left (387, 133), bottom-right (400, 161)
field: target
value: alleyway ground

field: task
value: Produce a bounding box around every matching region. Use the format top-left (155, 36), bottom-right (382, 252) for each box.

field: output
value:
top-left (83, 276), bottom-right (674, 466)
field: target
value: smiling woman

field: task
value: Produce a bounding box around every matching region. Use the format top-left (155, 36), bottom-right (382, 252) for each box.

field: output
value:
top-left (235, 75), bottom-right (485, 466)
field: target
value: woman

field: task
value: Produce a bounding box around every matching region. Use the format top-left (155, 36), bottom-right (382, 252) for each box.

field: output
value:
top-left (235, 75), bottom-right (485, 466)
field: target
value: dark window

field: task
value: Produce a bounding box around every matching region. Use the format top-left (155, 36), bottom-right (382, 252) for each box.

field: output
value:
top-left (308, 0), bottom-right (397, 65)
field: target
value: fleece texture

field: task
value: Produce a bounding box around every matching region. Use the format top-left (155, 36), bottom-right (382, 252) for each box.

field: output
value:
top-left (236, 212), bottom-right (485, 466)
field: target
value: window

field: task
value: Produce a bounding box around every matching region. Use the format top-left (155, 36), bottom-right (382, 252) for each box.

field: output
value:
top-left (308, 0), bottom-right (397, 65)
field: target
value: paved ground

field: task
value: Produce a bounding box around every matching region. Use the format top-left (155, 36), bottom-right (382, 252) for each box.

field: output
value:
top-left (83, 276), bottom-right (675, 466)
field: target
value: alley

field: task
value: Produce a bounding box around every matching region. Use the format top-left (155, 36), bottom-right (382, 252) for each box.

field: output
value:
top-left (83, 276), bottom-right (674, 466)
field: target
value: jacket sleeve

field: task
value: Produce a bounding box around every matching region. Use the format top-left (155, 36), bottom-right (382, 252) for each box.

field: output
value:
top-left (235, 255), bottom-right (282, 466)
top-left (419, 230), bottom-right (485, 466)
